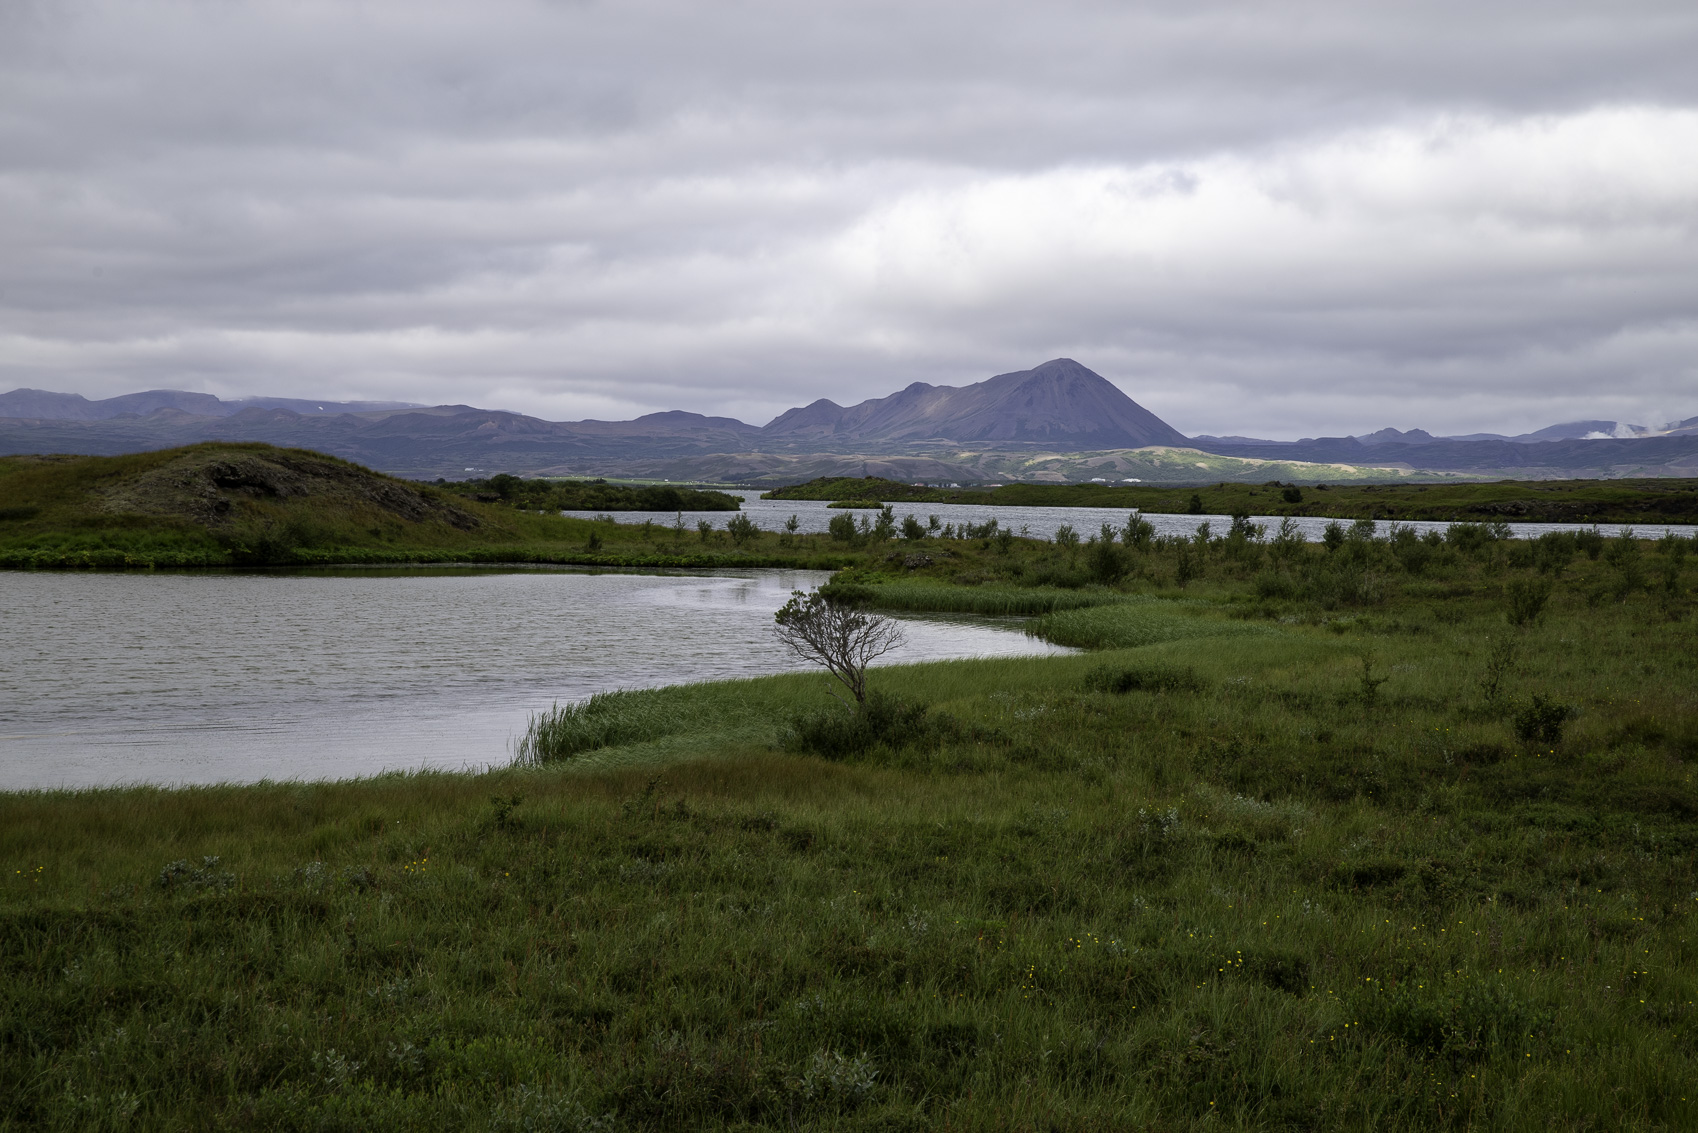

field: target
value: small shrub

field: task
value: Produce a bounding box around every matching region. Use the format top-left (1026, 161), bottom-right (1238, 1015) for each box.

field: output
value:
top-left (1504, 575), bottom-right (1554, 626)
top-left (725, 512), bottom-right (760, 547)
top-left (1253, 569), bottom-right (1299, 600)
top-left (1123, 515), bottom-right (1154, 549)
top-left (871, 506), bottom-right (897, 542)
top-left (1575, 526), bottom-right (1605, 559)
top-left (1479, 638), bottom-right (1518, 706)
top-left (1087, 533), bottom-right (1127, 583)
top-left (1306, 562), bottom-right (1383, 608)
top-left (1321, 522), bottom-right (1346, 553)
top-left (1281, 486), bottom-right (1303, 503)
top-left (1605, 531), bottom-right (1644, 597)
top-left (900, 513), bottom-right (925, 541)
top-left (1083, 663), bottom-right (1203, 694)
top-left (1532, 531), bottom-right (1577, 573)
top-left (1512, 694), bottom-right (1576, 744)
top-left (1270, 516), bottom-right (1305, 560)
top-left (1446, 522), bottom-right (1504, 556)
top-left (786, 692), bottom-right (944, 759)
top-left (1187, 494), bottom-right (1204, 515)
top-left (1388, 524), bottom-right (1433, 575)
top-left (1174, 545), bottom-right (1199, 587)
top-left (1358, 654), bottom-right (1389, 706)
top-left (827, 512), bottom-right (861, 544)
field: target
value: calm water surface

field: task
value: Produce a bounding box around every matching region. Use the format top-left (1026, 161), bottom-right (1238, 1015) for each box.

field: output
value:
top-left (568, 492), bottom-right (1698, 543)
top-left (0, 568), bottom-right (1068, 791)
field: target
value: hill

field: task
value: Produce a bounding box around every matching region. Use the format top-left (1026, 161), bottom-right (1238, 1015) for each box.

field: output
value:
top-left (0, 443), bottom-right (846, 570)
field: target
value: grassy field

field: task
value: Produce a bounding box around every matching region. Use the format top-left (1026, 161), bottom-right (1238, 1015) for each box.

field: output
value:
top-left (4, 514), bottom-right (1698, 1129)
top-left (763, 475), bottom-right (1698, 524)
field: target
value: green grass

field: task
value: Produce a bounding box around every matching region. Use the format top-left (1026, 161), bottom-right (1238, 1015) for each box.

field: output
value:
top-left (1027, 600), bottom-right (1275, 650)
top-left (4, 527), bottom-right (1698, 1128)
top-left (827, 580), bottom-right (1128, 616)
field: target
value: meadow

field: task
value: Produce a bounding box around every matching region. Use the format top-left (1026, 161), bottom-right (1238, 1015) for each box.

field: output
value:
top-left (3, 511), bottom-right (1697, 1129)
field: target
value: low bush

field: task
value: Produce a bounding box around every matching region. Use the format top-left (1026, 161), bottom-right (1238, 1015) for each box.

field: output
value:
top-left (785, 692), bottom-right (946, 759)
top-left (1253, 569), bottom-right (1300, 600)
top-left (1505, 575), bottom-right (1554, 626)
top-left (1082, 663), bottom-right (1204, 694)
top-left (1513, 694), bottom-right (1577, 745)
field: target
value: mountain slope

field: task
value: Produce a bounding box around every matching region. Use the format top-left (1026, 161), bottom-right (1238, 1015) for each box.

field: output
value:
top-left (0, 388), bottom-right (420, 420)
top-left (763, 358), bottom-right (1186, 449)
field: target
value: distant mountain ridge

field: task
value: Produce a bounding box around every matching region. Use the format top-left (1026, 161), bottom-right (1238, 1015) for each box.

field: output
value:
top-left (4, 361), bottom-right (1698, 482)
top-left (0, 388), bottom-right (420, 421)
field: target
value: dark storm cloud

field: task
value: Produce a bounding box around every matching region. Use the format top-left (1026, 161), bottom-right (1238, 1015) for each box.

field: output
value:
top-left (2, 0), bottom-right (1696, 436)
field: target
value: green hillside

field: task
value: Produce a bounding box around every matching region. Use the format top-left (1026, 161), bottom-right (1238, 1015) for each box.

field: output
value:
top-left (0, 444), bottom-right (833, 570)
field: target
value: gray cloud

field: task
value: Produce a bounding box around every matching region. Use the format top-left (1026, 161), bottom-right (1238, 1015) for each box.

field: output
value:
top-left (2, 0), bottom-right (1697, 437)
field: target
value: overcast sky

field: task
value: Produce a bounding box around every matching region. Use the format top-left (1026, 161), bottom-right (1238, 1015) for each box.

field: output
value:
top-left (3, 0), bottom-right (1696, 438)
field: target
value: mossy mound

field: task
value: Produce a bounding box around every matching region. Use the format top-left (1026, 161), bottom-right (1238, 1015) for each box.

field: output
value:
top-left (91, 445), bottom-right (480, 531)
top-left (0, 443), bottom-right (501, 567)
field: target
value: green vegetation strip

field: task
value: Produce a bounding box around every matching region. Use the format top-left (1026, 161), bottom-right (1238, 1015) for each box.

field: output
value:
top-left (451, 473), bottom-right (740, 512)
top-left (827, 581), bottom-right (1127, 617)
top-left (765, 474), bottom-right (1698, 524)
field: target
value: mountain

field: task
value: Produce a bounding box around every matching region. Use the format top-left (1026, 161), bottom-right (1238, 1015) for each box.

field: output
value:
top-left (0, 388), bottom-right (420, 420)
top-left (1356, 427), bottom-right (1438, 445)
top-left (763, 358), bottom-right (1187, 449)
top-left (7, 362), bottom-right (1698, 483)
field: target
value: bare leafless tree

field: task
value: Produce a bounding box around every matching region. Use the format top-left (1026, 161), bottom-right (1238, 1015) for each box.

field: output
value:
top-left (773, 588), bottom-right (906, 708)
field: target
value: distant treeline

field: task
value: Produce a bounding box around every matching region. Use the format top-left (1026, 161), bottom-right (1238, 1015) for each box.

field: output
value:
top-left (762, 474), bottom-right (1698, 524)
top-left (449, 474), bottom-right (740, 512)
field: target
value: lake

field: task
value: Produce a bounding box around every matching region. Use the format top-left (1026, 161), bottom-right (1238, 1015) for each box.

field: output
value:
top-left (566, 492), bottom-right (1698, 543)
top-left (0, 568), bottom-right (1069, 791)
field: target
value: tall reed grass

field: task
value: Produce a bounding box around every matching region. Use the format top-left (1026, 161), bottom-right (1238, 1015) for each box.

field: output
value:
top-left (843, 582), bottom-right (1127, 616)
top-left (1028, 600), bottom-right (1275, 650)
